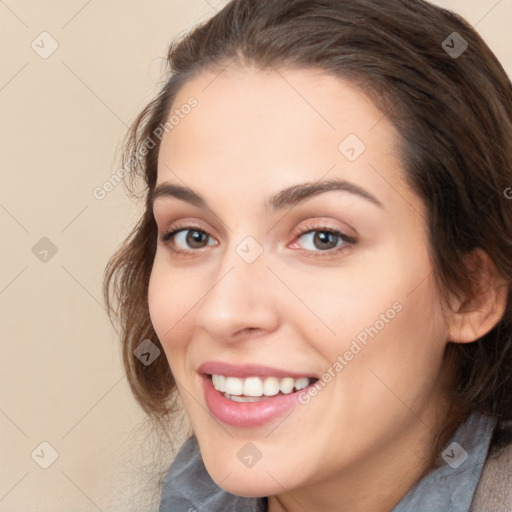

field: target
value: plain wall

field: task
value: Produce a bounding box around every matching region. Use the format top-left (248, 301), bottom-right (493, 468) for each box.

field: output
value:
top-left (1, 0), bottom-right (511, 510)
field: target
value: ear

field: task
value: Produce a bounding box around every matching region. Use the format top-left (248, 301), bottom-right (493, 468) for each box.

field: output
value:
top-left (447, 249), bottom-right (508, 344)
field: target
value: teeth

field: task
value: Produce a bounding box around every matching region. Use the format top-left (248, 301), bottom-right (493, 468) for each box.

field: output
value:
top-left (226, 394), bottom-right (271, 403)
top-left (211, 375), bottom-right (315, 398)
top-left (279, 377), bottom-right (295, 394)
top-left (225, 376), bottom-right (244, 396)
top-left (294, 377), bottom-right (310, 391)
top-left (263, 377), bottom-right (280, 396)
top-left (243, 377), bottom-right (263, 397)
top-left (211, 374), bottom-right (226, 392)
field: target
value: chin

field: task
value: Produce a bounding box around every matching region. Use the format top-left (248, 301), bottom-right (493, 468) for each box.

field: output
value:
top-left (203, 456), bottom-right (293, 498)
top-left (215, 476), bottom-right (281, 499)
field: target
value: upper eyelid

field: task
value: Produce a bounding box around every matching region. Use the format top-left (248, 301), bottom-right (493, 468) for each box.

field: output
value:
top-left (152, 205), bottom-right (229, 237)
top-left (163, 225), bottom-right (354, 251)
top-left (162, 224), bottom-right (347, 238)
top-left (152, 191), bottom-right (365, 236)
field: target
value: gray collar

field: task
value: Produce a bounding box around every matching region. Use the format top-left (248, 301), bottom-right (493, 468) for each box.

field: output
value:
top-left (391, 413), bottom-right (497, 512)
top-left (160, 413), bottom-right (496, 511)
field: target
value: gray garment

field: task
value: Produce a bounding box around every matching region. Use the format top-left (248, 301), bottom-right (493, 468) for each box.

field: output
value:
top-left (159, 413), bottom-right (496, 511)
top-left (392, 413), bottom-right (496, 511)
top-left (159, 435), bottom-right (267, 512)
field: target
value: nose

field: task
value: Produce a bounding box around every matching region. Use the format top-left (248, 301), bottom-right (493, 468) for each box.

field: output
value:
top-left (195, 250), bottom-right (280, 342)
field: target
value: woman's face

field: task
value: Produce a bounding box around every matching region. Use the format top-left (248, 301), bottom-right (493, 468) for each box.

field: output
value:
top-left (149, 66), bottom-right (451, 501)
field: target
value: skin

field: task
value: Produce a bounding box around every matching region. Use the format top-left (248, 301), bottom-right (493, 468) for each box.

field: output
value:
top-left (148, 65), bottom-right (506, 512)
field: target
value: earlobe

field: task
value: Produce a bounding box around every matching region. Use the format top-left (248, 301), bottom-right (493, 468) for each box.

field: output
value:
top-left (447, 249), bottom-right (508, 344)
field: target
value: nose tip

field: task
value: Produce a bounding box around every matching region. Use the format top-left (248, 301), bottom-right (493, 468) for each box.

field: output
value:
top-left (195, 262), bottom-right (280, 343)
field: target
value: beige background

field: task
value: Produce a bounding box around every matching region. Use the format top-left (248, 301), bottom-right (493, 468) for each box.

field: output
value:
top-left (0, 1), bottom-right (511, 510)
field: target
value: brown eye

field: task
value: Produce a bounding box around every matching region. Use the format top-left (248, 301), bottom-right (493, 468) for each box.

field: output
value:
top-left (312, 231), bottom-right (339, 250)
top-left (295, 229), bottom-right (352, 252)
top-left (185, 230), bottom-right (209, 248)
top-left (161, 227), bottom-right (217, 253)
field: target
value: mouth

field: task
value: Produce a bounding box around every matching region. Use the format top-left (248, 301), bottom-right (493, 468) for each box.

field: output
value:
top-left (198, 363), bottom-right (320, 427)
top-left (209, 374), bottom-right (319, 403)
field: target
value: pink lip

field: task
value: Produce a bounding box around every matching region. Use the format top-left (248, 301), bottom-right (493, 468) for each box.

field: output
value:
top-left (201, 374), bottom-right (315, 428)
top-left (198, 361), bottom-right (317, 379)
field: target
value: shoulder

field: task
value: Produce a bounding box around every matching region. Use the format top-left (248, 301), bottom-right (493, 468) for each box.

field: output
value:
top-left (159, 435), bottom-right (266, 512)
top-left (471, 419), bottom-right (512, 512)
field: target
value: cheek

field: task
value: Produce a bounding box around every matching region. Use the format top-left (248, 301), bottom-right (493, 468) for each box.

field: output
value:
top-left (297, 241), bottom-right (447, 385)
top-left (285, 265), bottom-right (406, 355)
top-left (147, 259), bottom-right (197, 356)
top-left (327, 274), bottom-right (448, 423)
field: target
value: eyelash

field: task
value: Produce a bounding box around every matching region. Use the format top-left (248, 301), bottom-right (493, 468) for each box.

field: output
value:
top-left (159, 222), bottom-right (357, 258)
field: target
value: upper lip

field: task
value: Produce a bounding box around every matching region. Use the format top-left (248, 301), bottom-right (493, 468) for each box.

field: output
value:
top-left (199, 361), bottom-right (318, 379)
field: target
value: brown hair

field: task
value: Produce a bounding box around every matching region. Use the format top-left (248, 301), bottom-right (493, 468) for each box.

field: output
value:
top-left (104, 0), bottom-right (512, 459)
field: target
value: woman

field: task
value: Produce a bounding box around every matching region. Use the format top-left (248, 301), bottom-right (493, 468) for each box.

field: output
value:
top-left (104, 0), bottom-right (512, 510)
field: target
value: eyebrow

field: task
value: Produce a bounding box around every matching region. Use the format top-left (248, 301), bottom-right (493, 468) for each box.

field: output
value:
top-left (151, 178), bottom-right (384, 213)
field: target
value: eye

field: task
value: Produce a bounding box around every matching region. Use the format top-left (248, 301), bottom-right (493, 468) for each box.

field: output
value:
top-left (160, 226), bottom-right (217, 253)
top-left (291, 226), bottom-right (356, 254)
top-left (159, 223), bottom-right (356, 257)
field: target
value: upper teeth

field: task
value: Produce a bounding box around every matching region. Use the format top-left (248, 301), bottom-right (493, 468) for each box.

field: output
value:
top-left (211, 375), bottom-right (313, 397)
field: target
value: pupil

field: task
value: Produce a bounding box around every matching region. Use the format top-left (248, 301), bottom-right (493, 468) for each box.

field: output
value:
top-left (315, 231), bottom-right (337, 250)
top-left (187, 230), bottom-right (207, 248)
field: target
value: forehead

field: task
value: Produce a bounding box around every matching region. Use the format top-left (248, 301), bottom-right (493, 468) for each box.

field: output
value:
top-left (156, 65), bottom-right (423, 221)
top-left (163, 65), bottom-right (391, 157)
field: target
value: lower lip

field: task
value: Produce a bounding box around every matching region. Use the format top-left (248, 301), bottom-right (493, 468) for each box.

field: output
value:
top-left (202, 374), bottom-right (311, 428)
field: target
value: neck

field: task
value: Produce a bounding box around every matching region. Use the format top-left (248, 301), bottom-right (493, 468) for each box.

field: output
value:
top-left (268, 394), bottom-right (459, 512)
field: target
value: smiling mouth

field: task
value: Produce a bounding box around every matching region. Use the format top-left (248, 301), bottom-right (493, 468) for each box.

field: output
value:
top-left (208, 374), bottom-right (319, 402)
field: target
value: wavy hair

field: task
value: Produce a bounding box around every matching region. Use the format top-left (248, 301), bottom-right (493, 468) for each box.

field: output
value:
top-left (104, 0), bottom-right (512, 456)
